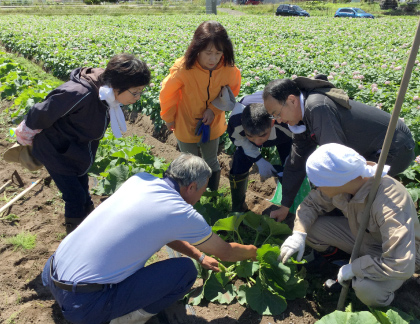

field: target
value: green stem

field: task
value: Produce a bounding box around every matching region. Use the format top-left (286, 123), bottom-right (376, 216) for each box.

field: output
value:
top-left (261, 234), bottom-right (271, 246)
top-left (253, 232), bottom-right (260, 246)
top-left (249, 277), bottom-right (256, 284)
top-left (235, 230), bottom-right (244, 244)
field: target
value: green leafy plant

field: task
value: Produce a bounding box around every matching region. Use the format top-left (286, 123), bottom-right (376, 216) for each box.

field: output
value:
top-left (89, 131), bottom-right (169, 195)
top-left (0, 214), bottom-right (20, 222)
top-left (186, 243), bottom-right (308, 316)
top-left (6, 232), bottom-right (36, 251)
top-left (185, 211), bottom-right (307, 316)
top-left (316, 308), bottom-right (420, 324)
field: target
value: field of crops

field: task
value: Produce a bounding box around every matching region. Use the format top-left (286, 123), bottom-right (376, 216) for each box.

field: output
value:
top-left (1, 13), bottom-right (420, 324)
top-left (1, 14), bottom-right (419, 201)
top-left (0, 15), bottom-right (419, 130)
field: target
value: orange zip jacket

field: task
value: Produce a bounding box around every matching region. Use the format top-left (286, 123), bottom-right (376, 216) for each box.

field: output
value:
top-left (159, 57), bottom-right (241, 143)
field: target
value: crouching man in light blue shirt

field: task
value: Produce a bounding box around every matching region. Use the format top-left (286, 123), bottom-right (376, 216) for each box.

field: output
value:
top-left (42, 153), bottom-right (257, 324)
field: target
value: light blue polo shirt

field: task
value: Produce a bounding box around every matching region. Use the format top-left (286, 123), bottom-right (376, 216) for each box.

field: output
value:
top-left (53, 173), bottom-right (212, 284)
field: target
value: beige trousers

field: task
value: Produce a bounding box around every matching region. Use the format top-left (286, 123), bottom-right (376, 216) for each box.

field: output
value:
top-left (306, 215), bottom-right (405, 307)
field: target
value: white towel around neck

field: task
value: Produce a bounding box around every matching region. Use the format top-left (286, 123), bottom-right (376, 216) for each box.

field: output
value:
top-left (287, 93), bottom-right (307, 134)
top-left (99, 86), bottom-right (127, 138)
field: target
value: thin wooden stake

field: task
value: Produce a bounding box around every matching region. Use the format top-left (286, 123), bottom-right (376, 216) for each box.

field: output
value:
top-left (0, 179), bottom-right (42, 215)
top-left (0, 180), bottom-right (12, 195)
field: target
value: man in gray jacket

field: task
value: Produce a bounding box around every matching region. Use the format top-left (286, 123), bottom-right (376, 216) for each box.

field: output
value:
top-left (263, 77), bottom-right (415, 222)
top-left (279, 143), bottom-right (420, 307)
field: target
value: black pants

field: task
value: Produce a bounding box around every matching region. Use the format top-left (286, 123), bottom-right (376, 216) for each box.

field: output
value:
top-left (47, 169), bottom-right (93, 219)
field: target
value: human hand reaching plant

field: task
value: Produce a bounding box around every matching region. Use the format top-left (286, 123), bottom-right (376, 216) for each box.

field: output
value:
top-left (270, 205), bottom-right (289, 222)
top-left (201, 255), bottom-right (220, 272)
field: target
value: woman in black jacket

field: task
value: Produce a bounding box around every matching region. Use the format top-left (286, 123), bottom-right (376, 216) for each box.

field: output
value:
top-left (15, 53), bottom-right (151, 234)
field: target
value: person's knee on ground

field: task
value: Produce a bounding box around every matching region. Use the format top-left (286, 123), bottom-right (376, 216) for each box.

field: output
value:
top-left (229, 171), bottom-right (249, 212)
top-left (352, 277), bottom-right (401, 307)
top-left (131, 258), bottom-right (198, 317)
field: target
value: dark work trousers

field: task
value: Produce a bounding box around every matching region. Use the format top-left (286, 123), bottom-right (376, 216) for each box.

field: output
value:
top-left (47, 169), bottom-right (93, 219)
top-left (42, 255), bottom-right (197, 324)
top-left (366, 131), bottom-right (415, 177)
top-left (230, 141), bottom-right (291, 175)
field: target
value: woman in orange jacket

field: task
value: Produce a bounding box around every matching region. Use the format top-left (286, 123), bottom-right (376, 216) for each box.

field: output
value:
top-left (159, 21), bottom-right (241, 191)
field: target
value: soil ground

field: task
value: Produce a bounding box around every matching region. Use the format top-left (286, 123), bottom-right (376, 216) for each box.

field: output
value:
top-left (0, 102), bottom-right (419, 324)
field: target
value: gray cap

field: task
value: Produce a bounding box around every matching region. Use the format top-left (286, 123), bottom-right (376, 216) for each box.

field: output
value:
top-left (211, 85), bottom-right (236, 111)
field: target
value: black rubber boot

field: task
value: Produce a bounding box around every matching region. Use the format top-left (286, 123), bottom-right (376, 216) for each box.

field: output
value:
top-left (229, 172), bottom-right (249, 212)
top-left (304, 247), bottom-right (350, 274)
top-left (84, 203), bottom-right (95, 216)
top-left (64, 217), bottom-right (85, 235)
top-left (207, 170), bottom-right (221, 192)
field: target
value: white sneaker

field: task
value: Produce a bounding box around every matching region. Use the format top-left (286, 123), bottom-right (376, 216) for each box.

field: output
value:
top-left (110, 309), bottom-right (154, 324)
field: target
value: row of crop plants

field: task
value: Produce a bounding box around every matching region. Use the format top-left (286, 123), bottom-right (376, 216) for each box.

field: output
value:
top-left (1, 14), bottom-right (419, 208)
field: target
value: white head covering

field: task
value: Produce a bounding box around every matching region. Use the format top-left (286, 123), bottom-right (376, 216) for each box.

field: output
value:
top-left (306, 143), bottom-right (390, 187)
top-left (99, 85), bottom-right (127, 138)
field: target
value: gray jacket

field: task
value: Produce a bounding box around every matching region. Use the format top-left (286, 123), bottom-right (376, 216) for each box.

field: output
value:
top-left (281, 90), bottom-right (415, 207)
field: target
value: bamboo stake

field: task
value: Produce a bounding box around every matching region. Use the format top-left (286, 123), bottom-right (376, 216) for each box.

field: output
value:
top-left (337, 17), bottom-right (420, 311)
top-left (0, 179), bottom-right (42, 214)
top-left (0, 180), bottom-right (12, 195)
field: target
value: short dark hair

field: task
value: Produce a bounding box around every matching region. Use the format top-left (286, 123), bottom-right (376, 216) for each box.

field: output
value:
top-left (99, 53), bottom-right (151, 94)
top-left (184, 21), bottom-right (235, 70)
top-left (263, 79), bottom-right (301, 104)
top-left (241, 103), bottom-right (272, 136)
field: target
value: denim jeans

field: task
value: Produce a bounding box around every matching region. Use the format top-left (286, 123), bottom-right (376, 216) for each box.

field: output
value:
top-left (42, 255), bottom-right (197, 324)
top-left (47, 169), bottom-right (93, 219)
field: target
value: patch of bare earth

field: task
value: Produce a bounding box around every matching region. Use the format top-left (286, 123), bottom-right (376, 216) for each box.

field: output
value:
top-left (0, 104), bottom-right (418, 323)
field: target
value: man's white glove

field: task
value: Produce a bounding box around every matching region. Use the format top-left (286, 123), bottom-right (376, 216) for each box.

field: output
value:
top-left (337, 264), bottom-right (354, 286)
top-left (278, 231), bottom-right (307, 264)
top-left (255, 158), bottom-right (277, 181)
top-left (211, 85), bottom-right (236, 112)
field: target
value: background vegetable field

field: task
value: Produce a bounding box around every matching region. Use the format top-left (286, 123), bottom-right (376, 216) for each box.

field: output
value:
top-left (1, 14), bottom-right (419, 198)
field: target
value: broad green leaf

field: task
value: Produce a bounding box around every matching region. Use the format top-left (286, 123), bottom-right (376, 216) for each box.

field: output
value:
top-left (257, 245), bottom-right (281, 267)
top-left (133, 152), bottom-right (155, 164)
top-left (316, 310), bottom-right (380, 324)
top-left (194, 202), bottom-right (225, 226)
top-left (239, 278), bottom-right (287, 316)
top-left (265, 216), bottom-right (292, 236)
top-left (213, 271), bottom-right (233, 287)
top-left (407, 187), bottom-right (420, 203)
top-left (105, 164), bottom-right (130, 194)
top-left (126, 146), bottom-right (147, 158)
top-left (212, 214), bottom-right (246, 233)
top-left (235, 260), bottom-right (259, 278)
top-left (111, 151), bottom-right (127, 159)
top-left (243, 211), bottom-right (269, 234)
top-left (385, 308), bottom-right (413, 324)
top-left (190, 288), bottom-right (205, 306)
top-left (203, 272), bottom-right (236, 305)
top-left (236, 285), bottom-right (248, 306)
top-left (282, 277), bottom-right (308, 300)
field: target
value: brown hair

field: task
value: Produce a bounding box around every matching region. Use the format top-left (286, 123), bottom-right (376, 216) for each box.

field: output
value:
top-left (184, 21), bottom-right (235, 70)
top-left (99, 53), bottom-right (151, 94)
